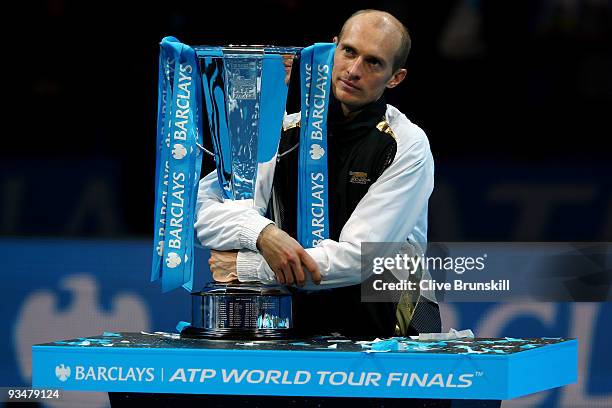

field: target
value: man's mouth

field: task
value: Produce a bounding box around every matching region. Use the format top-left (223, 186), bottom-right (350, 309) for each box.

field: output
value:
top-left (338, 78), bottom-right (360, 92)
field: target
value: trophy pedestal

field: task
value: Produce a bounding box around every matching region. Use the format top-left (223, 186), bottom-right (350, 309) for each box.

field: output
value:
top-left (182, 282), bottom-right (294, 340)
top-left (181, 325), bottom-right (294, 340)
top-left (33, 332), bottom-right (576, 407)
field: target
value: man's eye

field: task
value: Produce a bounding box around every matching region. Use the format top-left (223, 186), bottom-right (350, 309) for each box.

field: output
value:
top-left (368, 59), bottom-right (381, 66)
top-left (344, 47), bottom-right (355, 55)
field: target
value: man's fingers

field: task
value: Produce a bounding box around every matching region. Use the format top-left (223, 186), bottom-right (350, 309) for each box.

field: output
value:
top-left (300, 251), bottom-right (322, 284)
top-left (291, 259), bottom-right (306, 287)
top-left (274, 269), bottom-right (286, 285)
top-left (282, 264), bottom-right (294, 286)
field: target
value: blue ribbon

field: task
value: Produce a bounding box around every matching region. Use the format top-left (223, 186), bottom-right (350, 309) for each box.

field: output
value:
top-left (151, 37), bottom-right (176, 285)
top-left (152, 37), bottom-right (203, 292)
top-left (297, 43), bottom-right (335, 248)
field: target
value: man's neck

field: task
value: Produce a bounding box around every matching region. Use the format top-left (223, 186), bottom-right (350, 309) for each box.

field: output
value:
top-left (340, 96), bottom-right (384, 122)
top-left (340, 104), bottom-right (362, 121)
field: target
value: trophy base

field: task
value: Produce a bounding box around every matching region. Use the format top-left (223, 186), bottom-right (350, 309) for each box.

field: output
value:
top-left (186, 282), bottom-right (294, 340)
top-left (180, 325), bottom-right (294, 340)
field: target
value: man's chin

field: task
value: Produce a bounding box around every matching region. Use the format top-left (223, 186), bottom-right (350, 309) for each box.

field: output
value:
top-left (334, 92), bottom-right (362, 109)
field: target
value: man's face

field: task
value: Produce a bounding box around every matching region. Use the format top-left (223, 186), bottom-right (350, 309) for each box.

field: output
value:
top-left (332, 16), bottom-right (405, 113)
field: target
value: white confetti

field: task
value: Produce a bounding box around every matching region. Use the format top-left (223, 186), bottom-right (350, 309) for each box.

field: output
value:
top-left (419, 328), bottom-right (474, 341)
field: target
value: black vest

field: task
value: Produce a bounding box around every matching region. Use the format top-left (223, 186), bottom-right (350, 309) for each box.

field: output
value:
top-left (269, 94), bottom-right (399, 339)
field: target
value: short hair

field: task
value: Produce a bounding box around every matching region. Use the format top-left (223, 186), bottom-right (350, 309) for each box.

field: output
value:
top-left (338, 9), bottom-right (411, 72)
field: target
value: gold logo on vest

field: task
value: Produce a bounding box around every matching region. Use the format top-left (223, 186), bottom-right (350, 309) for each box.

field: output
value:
top-left (349, 171), bottom-right (371, 185)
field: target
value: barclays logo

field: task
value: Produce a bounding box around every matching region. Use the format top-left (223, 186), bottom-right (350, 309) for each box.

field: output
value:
top-left (74, 365), bottom-right (155, 382)
top-left (53, 363), bottom-right (157, 383)
top-left (172, 143), bottom-right (187, 160)
top-left (166, 252), bottom-right (182, 268)
top-left (55, 364), bottom-right (71, 382)
top-left (15, 274), bottom-right (151, 407)
top-left (310, 144), bottom-right (325, 160)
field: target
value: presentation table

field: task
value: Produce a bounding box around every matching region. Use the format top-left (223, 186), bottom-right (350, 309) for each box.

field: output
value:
top-left (32, 332), bottom-right (577, 407)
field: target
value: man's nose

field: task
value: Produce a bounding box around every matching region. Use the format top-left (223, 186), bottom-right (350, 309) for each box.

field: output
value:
top-left (346, 57), bottom-right (364, 79)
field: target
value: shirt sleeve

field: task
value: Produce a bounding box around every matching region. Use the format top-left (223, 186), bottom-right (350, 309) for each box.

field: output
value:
top-left (235, 129), bottom-right (435, 289)
top-left (194, 163), bottom-right (275, 252)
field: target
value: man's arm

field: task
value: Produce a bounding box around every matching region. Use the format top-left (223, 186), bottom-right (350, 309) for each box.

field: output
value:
top-left (238, 122), bottom-right (434, 289)
top-left (194, 166), bottom-right (275, 252)
top-left (196, 157), bottom-right (321, 285)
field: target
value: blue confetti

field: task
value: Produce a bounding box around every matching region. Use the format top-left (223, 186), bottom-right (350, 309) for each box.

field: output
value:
top-left (102, 332), bottom-right (121, 337)
top-left (55, 338), bottom-right (112, 346)
top-left (372, 339), bottom-right (400, 351)
top-left (403, 341), bottom-right (448, 348)
top-left (455, 345), bottom-right (486, 354)
top-left (176, 321), bottom-right (191, 333)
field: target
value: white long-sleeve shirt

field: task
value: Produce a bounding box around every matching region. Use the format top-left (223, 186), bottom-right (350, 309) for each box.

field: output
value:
top-left (195, 104), bottom-right (434, 290)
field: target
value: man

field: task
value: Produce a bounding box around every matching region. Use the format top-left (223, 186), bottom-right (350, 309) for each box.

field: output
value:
top-left (195, 9), bottom-right (439, 339)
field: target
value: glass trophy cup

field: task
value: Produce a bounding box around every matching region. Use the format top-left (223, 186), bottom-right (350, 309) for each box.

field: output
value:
top-left (181, 45), bottom-right (300, 339)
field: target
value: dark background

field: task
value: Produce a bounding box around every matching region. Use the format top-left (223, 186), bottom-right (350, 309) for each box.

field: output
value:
top-left (4, 0), bottom-right (612, 241)
top-left (1, 3), bottom-right (611, 403)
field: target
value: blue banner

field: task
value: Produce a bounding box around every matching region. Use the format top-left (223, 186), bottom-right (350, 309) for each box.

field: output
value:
top-left (297, 43), bottom-right (335, 248)
top-left (32, 333), bottom-right (578, 400)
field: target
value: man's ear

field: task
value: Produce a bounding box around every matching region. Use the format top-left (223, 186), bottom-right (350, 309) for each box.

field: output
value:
top-left (386, 68), bottom-right (407, 89)
top-left (332, 36), bottom-right (339, 44)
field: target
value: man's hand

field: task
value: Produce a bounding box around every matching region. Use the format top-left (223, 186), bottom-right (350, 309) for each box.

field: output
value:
top-left (282, 54), bottom-right (293, 85)
top-left (256, 224), bottom-right (321, 287)
top-left (209, 250), bottom-right (239, 283)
